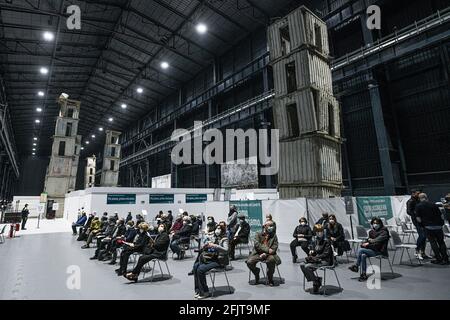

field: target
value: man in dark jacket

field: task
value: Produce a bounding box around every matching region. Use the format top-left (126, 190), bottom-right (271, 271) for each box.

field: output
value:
top-left (108, 220), bottom-right (136, 265)
top-left (21, 204), bottom-right (29, 230)
top-left (72, 212), bottom-right (87, 235)
top-left (91, 218), bottom-right (125, 260)
top-left (77, 212), bottom-right (95, 241)
top-left (290, 217), bottom-right (313, 263)
top-left (116, 223), bottom-right (151, 276)
top-left (406, 189), bottom-right (428, 259)
top-left (300, 224), bottom-right (334, 294)
top-left (229, 214), bottom-right (251, 260)
top-left (415, 193), bottom-right (449, 265)
top-left (348, 217), bottom-right (390, 281)
top-left (124, 223), bottom-right (171, 281)
top-left (315, 212), bottom-right (329, 230)
top-left (246, 220), bottom-right (281, 286)
top-left (170, 216), bottom-right (193, 259)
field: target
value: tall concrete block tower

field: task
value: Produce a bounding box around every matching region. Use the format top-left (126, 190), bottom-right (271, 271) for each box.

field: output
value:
top-left (85, 155), bottom-right (96, 188)
top-left (100, 130), bottom-right (121, 187)
top-left (44, 94), bottom-right (81, 217)
top-left (268, 6), bottom-right (342, 198)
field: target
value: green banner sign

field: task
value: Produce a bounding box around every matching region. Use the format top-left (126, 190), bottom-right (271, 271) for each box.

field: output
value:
top-left (107, 194), bottom-right (136, 204)
top-left (229, 200), bottom-right (263, 234)
top-left (149, 194), bottom-right (174, 204)
top-left (356, 196), bottom-right (393, 228)
top-left (186, 194), bottom-right (207, 203)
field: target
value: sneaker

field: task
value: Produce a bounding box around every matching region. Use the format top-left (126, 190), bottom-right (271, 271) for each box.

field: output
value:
top-left (89, 256), bottom-right (98, 260)
top-left (188, 270), bottom-right (194, 276)
top-left (196, 293), bottom-right (210, 299)
top-left (417, 252), bottom-right (424, 260)
top-left (422, 254), bottom-right (432, 260)
top-left (312, 277), bottom-right (322, 294)
top-left (348, 265), bottom-right (359, 273)
top-left (81, 245), bottom-right (90, 249)
top-left (194, 292), bottom-right (201, 299)
top-left (358, 273), bottom-right (368, 282)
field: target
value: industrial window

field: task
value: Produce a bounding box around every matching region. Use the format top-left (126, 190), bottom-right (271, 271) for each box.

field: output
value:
top-left (58, 141), bottom-right (65, 156)
top-left (67, 108), bottom-right (74, 118)
top-left (285, 61), bottom-right (297, 93)
top-left (111, 147), bottom-right (116, 157)
top-left (280, 25), bottom-right (291, 55)
top-left (90, 168), bottom-right (93, 175)
top-left (328, 104), bottom-right (335, 136)
top-left (314, 23), bottom-right (322, 52)
top-left (311, 88), bottom-right (320, 127)
top-left (89, 176), bottom-right (92, 184)
top-left (286, 103), bottom-right (300, 138)
top-left (110, 160), bottom-right (115, 171)
top-left (65, 122), bottom-right (72, 137)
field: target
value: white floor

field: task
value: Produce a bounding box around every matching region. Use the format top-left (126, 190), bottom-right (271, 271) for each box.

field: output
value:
top-left (9, 218), bottom-right (72, 236)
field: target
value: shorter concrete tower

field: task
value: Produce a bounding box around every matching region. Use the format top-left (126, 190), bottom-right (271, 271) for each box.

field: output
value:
top-left (85, 155), bottom-right (96, 188)
top-left (100, 130), bottom-right (121, 187)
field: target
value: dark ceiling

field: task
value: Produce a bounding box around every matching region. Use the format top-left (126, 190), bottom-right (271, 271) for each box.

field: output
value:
top-left (0, 0), bottom-right (308, 158)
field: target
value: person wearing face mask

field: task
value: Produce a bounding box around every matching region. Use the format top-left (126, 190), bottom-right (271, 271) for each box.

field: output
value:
top-left (170, 214), bottom-right (183, 234)
top-left (348, 217), bottom-right (390, 281)
top-left (290, 217), bottom-right (313, 263)
top-left (97, 218), bottom-right (126, 261)
top-left (326, 214), bottom-right (348, 256)
top-left (227, 205), bottom-right (238, 239)
top-left (90, 217), bottom-right (118, 260)
top-left (205, 216), bottom-right (217, 235)
top-left (193, 223), bottom-right (229, 299)
top-left (300, 224), bottom-right (334, 294)
top-left (108, 220), bottom-right (137, 265)
top-left (316, 212), bottom-right (329, 229)
top-left (229, 214), bottom-right (251, 260)
top-left (170, 216), bottom-right (193, 260)
top-left (81, 216), bottom-right (101, 249)
top-left (246, 220), bottom-right (281, 286)
top-left (77, 212), bottom-right (96, 241)
top-left (115, 222), bottom-right (151, 276)
top-left (264, 214), bottom-right (277, 232)
top-left (124, 223), bottom-right (170, 282)
top-left (125, 212), bottom-right (133, 223)
top-left (72, 211), bottom-right (87, 235)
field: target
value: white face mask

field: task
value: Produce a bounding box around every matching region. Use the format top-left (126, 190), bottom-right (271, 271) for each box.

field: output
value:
top-left (214, 229), bottom-right (221, 236)
top-left (316, 232), bottom-right (324, 238)
top-left (158, 227), bottom-right (164, 233)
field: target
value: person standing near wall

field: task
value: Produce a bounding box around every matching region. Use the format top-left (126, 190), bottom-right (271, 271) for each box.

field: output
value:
top-left (21, 204), bottom-right (29, 230)
top-left (406, 189), bottom-right (430, 260)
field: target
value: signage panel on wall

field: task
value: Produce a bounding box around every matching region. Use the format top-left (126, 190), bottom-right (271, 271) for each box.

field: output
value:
top-left (356, 196), bottom-right (393, 227)
top-left (229, 200), bottom-right (263, 233)
top-left (186, 194), bottom-right (207, 203)
top-left (107, 194), bottom-right (136, 204)
top-left (149, 194), bottom-right (174, 204)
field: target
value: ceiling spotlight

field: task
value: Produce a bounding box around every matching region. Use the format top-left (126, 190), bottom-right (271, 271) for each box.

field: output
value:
top-left (108, 117), bottom-right (113, 122)
top-left (40, 67), bottom-right (49, 75)
top-left (37, 91), bottom-right (44, 97)
top-left (32, 148), bottom-right (36, 151)
top-left (85, 141), bottom-right (90, 144)
top-left (99, 127), bottom-right (103, 131)
top-left (32, 152), bottom-right (36, 155)
top-left (160, 61), bottom-right (169, 69)
top-left (33, 143), bottom-right (37, 146)
top-left (33, 137), bottom-right (38, 141)
top-left (43, 31), bottom-right (54, 41)
top-left (36, 107), bottom-right (42, 112)
top-left (81, 147), bottom-right (84, 150)
top-left (91, 135), bottom-right (95, 138)
top-left (35, 119), bottom-right (40, 123)
top-left (136, 87), bottom-right (143, 94)
top-left (121, 103), bottom-right (127, 109)
top-left (196, 23), bottom-right (207, 34)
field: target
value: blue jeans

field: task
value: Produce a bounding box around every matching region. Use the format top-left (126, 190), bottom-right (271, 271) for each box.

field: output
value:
top-left (193, 261), bottom-right (221, 295)
top-left (170, 238), bottom-right (189, 256)
top-left (356, 248), bottom-right (378, 273)
top-left (413, 222), bottom-right (426, 252)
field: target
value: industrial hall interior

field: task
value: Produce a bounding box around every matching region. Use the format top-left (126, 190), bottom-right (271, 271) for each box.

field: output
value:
top-left (1, 0), bottom-right (450, 302)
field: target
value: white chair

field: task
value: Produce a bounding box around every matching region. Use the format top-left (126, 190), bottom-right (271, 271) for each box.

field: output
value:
top-left (344, 229), bottom-right (363, 257)
top-left (400, 222), bottom-right (417, 243)
top-left (140, 253), bottom-right (171, 282)
top-left (390, 230), bottom-right (422, 265)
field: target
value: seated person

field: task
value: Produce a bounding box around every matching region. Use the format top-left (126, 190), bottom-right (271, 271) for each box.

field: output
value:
top-left (170, 214), bottom-right (183, 233)
top-left (81, 216), bottom-right (101, 248)
top-left (290, 217), bottom-right (313, 263)
top-left (154, 210), bottom-right (164, 221)
top-left (264, 214), bottom-right (277, 232)
top-left (191, 215), bottom-right (201, 236)
top-left (115, 222), bottom-right (150, 276)
top-left (193, 223), bottom-right (229, 299)
top-left (125, 212), bottom-right (133, 223)
top-left (77, 212), bottom-right (95, 241)
top-left (124, 223), bottom-right (170, 282)
top-left (108, 220), bottom-right (137, 265)
top-left (229, 214), bottom-right (250, 260)
top-left (316, 212), bottom-right (329, 228)
top-left (72, 212), bottom-right (87, 235)
top-left (162, 214), bottom-right (172, 234)
top-left (167, 210), bottom-right (173, 224)
top-left (170, 216), bottom-right (193, 260)
top-left (348, 217), bottom-right (390, 281)
top-left (300, 224), bottom-right (334, 294)
top-left (97, 218), bottom-right (126, 261)
top-left (326, 214), bottom-right (349, 256)
top-left (91, 218), bottom-right (125, 260)
top-left (246, 220), bottom-right (281, 286)
top-left (204, 216), bottom-right (217, 235)
top-left (227, 205), bottom-right (238, 239)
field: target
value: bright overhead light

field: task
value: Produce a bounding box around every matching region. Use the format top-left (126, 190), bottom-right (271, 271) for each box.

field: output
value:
top-left (121, 103), bottom-right (127, 109)
top-left (40, 67), bottom-right (49, 75)
top-left (196, 23), bottom-right (207, 34)
top-left (160, 61), bottom-right (169, 69)
top-left (36, 107), bottom-right (42, 112)
top-left (32, 148), bottom-right (36, 151)
top-left (43, 31), bottom-right (54, 41)
top-left (136, 87), bottom-right (143, 94)
top-left (33, 143), bottom-right (37, 146)
top-left (37, 91), bottom-right (44, 97)
top-left (33, 137), bottom-right (38, 141)
top-left (81, 147), bottom-right (84, 150)
top-left (35, 119), bottom-right (40, 123)
top-left (108, 117), bottom-right (113, 122)
top-left (32, 152), bottom-right (36, 155)
top-left (91, 134), bottom-right (95, 138)
top-left (98, 127), bottom-right (103, 131)
top-left (85, 141), bottom-right (90, 144)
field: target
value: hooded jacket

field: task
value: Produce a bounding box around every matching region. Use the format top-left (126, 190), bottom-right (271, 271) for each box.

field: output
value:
top-left (366, 226), bottom-right (390, 256)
